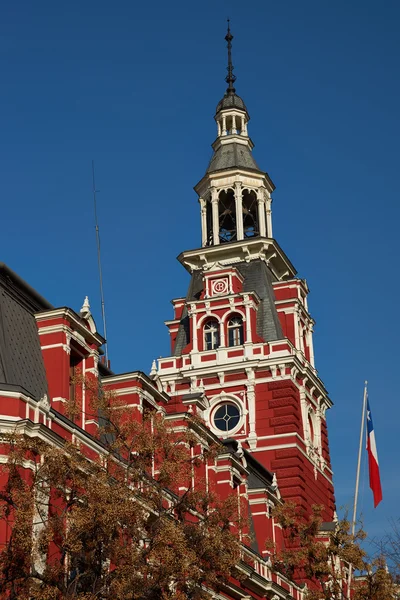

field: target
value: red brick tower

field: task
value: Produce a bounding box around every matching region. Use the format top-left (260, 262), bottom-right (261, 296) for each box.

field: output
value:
top-left (154, 26), bottom-right (336, 523)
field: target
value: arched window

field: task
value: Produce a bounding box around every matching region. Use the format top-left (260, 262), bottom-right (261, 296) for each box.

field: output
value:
top-left (204, 320), bottom-right (220, 351)
top-left (227, 316), bottom-right (244, 347)
top-left (242, 189), bottom-right (259, 238)
top-left (218, 189), bottom-right (236, 243)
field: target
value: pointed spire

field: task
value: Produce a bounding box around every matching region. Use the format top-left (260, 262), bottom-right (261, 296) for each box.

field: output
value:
top-left (150, 359), bottom-right (157, 378)
top-left (80, 296), bottom-right (91, 318)
top-left (225, 19), bottom-right (236, 95)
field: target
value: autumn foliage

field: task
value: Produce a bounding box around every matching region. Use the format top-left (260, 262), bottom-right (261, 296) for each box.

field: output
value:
top-left (267, 502), bottom-right (398, 599)
top-left (0, 377), bottom-right (244, 599)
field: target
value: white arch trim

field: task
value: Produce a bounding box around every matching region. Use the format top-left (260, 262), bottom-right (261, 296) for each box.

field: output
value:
top-left (221, 309), bottom-right (246, 326)
top-left (205, 393), bottom-right (247, 438)
top-left (196, 313), bottom-right (222, 329)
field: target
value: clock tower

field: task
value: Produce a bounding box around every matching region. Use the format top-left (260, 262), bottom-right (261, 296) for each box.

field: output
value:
top-left (154, 24), bottom-right (336, 524)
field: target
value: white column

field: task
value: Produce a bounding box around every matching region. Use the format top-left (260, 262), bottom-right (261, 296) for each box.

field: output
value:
top-left (246, 368), bottom-right (257, 449)
top-left (232, 114), bottom-right (237, 134)
top-left (257, 190), bottom-right (267, 237)
top-left (217, 120), bottom-right (222, 137)
top-left (307, 324), bottom-right (315, 368)
top-left (294, 308), bottom-right (301, 351)
top-left (244, 298), bottom-right (252, 343)
top-left (220, 320), bottom-right (226, 347)
top-left (191, 310), bottom-right (198, 352)
top-left (300, 388), bottom-right (308, 443)
top-left (241, 116), bottom-right (245, 135)
top-left (247, 386), bottom-right (256, 437)
top-left (211, 188), bottom-right (219, 245)
top-left (299, 324), bottom-right (305, 354)
top-left (315, 406), bottom-right (322, 453)
top-left (266, 195), bottom-right (273, 238)
top-left (243, 119), bottom-right (248, 136)
top-left (222, 115), bottom-right (227, 135)
top-left (199, 197), bottom-right (207, 247)
top-left (234, 181), bottom-right (244, 240)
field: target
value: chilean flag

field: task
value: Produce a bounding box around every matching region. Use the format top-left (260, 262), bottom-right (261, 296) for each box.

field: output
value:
top-left (366, 397), bottom-right (382, 508)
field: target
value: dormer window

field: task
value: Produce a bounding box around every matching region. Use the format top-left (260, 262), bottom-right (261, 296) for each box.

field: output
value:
top-left (227, 316), bottom-right (244, 347)
top-left (204, 320), bottom-right (220, 351)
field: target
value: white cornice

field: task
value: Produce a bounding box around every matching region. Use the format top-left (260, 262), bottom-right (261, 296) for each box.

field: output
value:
top-left (102, 372), bottom-right (169, 404)
top-left (178, 238), bottom-right (296, 280)
top-left (38, 324), bottom-right (98, 356)
top-left (157, 348), bottom-right (332, 409)
top-left (273, 277), bottom-right (309, 295)
top-left (187, 292), bottom-right (260, 310)
top-left (35, 308), bottom-right (104, 346)
top-left (195, 167), bottom-right (275, 197)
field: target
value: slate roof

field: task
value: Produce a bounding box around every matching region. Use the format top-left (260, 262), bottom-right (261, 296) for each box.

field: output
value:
top-left (216, 93), bottom-right (247, 114)
top-left (222, 438), bottom-right (275, 488)
top-left (173, 270), bottom-right (203, 356)
top-left (236, 261), bottom-right (283, 342)
top-left (206, 142), bottom-right (260, 175)
top-left (0, 263), bottom-right (51, 400)
top-left (173, 258), bottom-right (282, 356)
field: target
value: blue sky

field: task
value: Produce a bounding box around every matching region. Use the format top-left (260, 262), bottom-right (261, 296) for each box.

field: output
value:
top-left (1, 1), bottom-right (399, 545)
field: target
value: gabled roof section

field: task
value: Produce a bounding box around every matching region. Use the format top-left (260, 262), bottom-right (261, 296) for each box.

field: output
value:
top-left (221, 438), bottom-right (275, 486)
top-left (0, 263), bottom-right (51, 400)
top-left (35, 307), bottom-right (105, 348)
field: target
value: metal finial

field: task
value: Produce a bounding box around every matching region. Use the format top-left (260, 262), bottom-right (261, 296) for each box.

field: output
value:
top-left (225, 19), bottom-right (236, 94)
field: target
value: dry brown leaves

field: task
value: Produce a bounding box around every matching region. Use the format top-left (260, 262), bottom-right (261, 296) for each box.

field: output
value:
top-left (0, 377), bottom-right (243, 599)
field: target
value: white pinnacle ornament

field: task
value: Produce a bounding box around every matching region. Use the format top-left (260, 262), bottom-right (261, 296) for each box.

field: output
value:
top-left (150, 359), bottom-right (157, 377)
top-left (80, 296), bottom-right (91, 318)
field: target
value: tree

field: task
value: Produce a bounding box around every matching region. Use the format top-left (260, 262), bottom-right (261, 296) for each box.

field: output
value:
top-left (353, 556), bottom-right (399, 600)
top-left (0, 376), bottom-right (244, 600)
top-left (376, 518), bottom-right (400, 583)
top-left (267, 502), bottom-right (398, 600)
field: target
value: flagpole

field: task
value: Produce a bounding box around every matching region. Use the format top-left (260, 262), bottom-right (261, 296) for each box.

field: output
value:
top-left (347, 381), bottom-right (368, 598)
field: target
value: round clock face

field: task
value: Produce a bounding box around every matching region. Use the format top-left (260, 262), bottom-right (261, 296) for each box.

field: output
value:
top-left (212, 278), bottom-right (228, 295)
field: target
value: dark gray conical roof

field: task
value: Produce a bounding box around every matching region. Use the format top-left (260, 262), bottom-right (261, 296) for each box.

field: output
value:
top-left (216, 93), bottom-right (247, 114)
top-left (206, 141), bottom-right (260, 174)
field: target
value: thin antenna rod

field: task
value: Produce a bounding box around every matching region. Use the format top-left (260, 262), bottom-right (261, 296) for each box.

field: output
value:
top-left (92, 160), bottom-right (108, 363)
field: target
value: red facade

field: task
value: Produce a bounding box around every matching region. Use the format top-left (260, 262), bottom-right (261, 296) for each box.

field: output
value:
top-left (0, 31), bottom-right (339, 600)
top-left (0, 263), bottom-right (306, 599)
top-left (159, 264), bottom-right (335, 524)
